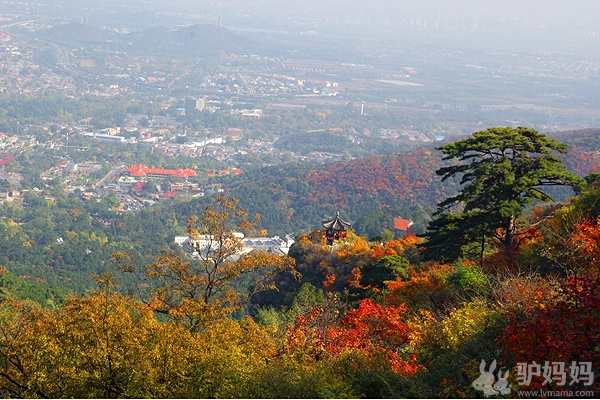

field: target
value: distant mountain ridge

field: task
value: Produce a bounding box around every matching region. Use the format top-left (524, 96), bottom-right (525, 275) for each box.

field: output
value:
top-left (35, 22), bottom-right (254, 55)
top-left (126, 24), bottom-right (253, 53)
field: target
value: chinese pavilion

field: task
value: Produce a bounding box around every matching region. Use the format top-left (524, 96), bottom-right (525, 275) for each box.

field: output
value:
top-left (322, 211), bottom-right (351, 245)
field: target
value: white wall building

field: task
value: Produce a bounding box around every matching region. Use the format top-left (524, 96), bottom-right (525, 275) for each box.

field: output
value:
top-left (174, 232), bottom-right (245, 250)
top-left (174, 233), bottom-right (295, 255)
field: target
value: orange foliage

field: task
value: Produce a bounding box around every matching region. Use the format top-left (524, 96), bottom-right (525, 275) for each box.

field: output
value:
top-left (519, 227), bottom-right (544, 248)
top-left (370, 234), bottom-right (421, 262)
top-left (283, 299), bottom-right (422, 375)
top-left (492, 274), bottom-right (556, 322)
top-left (570, 218), bottom-right (600, 278)
top-left (297, 234), bottom-right (312, 246)
top-left (370, 244), bottom-right (398, 260)
top-left (325, 299), bottom-right (421, 375)
top-left (335, 237), bottom-right (371, 259)
top-left (334, 233), bottom-right (423, 290)
top-left (282, 307), bottom-right (328, 363)
top-left (386, 263), bottom-right (455, 311)
top-left (348, 267), bottom-right (363, 289)
top-left (304, 148), bottom-right (453, 211)
top-left (323, 273), bottom-right (336, 292)
top-left (386, 234), bottom-right (421, 254)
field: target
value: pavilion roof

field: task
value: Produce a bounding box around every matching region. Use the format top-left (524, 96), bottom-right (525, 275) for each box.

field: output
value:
top-left (322, 211), bottom-right (351, 231)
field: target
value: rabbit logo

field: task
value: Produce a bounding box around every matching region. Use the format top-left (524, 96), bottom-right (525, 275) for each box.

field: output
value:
top-left (472, 359), bottom-right (511, 397)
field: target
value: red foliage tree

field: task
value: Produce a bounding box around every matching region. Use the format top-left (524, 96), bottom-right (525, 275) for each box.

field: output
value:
top-left (282, 299), bottom-right (421, 375)
top-left (498, 276), bottom-right (600, 391)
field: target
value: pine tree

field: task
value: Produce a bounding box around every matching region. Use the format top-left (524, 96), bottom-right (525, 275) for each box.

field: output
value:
top-left (423, 127), bottom-right (584, 263)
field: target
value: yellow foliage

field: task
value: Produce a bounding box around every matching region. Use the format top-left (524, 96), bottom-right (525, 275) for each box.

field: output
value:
top-left (407, 299), bottom-right (501, 359)
top-left (115, 196), bottom-right (297, 333)
top-left (0, 288), bottom-right (281, 398)
top-left (90, 232), bottom-right (109, 245)
top-left (189, 318), bottom-right (277, 398)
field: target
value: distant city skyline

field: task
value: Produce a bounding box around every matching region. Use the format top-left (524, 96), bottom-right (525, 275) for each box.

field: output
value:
top-left (23, 0), bottom-right (600, 31)
top-left (18, 0), bottom-right (600, 54)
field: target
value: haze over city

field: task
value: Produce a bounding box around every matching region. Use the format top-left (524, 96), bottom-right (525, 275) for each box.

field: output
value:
top-left (13, 0), bottom-right (600, 51)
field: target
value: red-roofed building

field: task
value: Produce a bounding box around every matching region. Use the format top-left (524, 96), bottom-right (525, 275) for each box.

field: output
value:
top-left (0, 155), bottom-right (16, 167)
top-left (125, 164), bottom-right (197, 179)
top-left (393, 217), bottom-right (414, 231)
top-left (227, 128), bottom-right (243, 136)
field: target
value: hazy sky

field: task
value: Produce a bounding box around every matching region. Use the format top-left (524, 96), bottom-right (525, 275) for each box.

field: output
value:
top-left (27, 0), bottom-right (600, 54)
top-left (182, 0), bottom-right (600, 53)
top-left (154, 1), bottom-right (600, 44)
top-left (185, 0), bottom-right (600, 27)
top-left (41, 0), bottom-right (600, 32)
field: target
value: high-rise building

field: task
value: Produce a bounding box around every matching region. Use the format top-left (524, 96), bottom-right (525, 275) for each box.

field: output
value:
top-left (185, 97), bottom-right (204, 112)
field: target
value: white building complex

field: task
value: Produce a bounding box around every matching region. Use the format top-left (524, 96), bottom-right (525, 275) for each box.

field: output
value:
top-left (174, 233), bottom-right (295, 256)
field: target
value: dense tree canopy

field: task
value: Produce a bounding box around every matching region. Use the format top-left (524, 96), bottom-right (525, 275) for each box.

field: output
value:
top-left (115, 196), bottom-right (297, 332)
top-left (1, 183), bottom-right (600, 397)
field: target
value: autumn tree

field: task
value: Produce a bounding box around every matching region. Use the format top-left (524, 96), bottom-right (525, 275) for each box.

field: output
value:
top-left (423, 127), bottom-right (584, 263)
top-left (499, 276), bottom-right (600, 392)
top-left (115, 196), bottom-right (297, 332)
top-left (0, 274), bottom-right (282, 398)
top-left (273, 298), bottom-right (421, 398)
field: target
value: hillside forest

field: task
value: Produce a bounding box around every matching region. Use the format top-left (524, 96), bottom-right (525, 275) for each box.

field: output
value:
top-left (0, 127), bottom-right (599, 398)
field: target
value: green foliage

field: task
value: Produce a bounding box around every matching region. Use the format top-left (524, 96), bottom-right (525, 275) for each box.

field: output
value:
top-left (253, 306), bottom-right (286, 329)
top-left (361, 255), bottom-right (410, 290)
top-left (424, 126), bottom-right (584, 263)
top-left (0, 185), bottom-right (189, 298)
top-left (289, 282), bottom-right (326, 316)
top-left (254, 283), bottom-right (326, 330)
top-left (0, 269), bottom-right (68, 308)
top-left (446, 262), bottom-right (489, 298)
top-left (332, 352), bottom-right (414, 398)
top-left (571, 184), bottom-right (600, 220)
top-left (585, 171), bottom-right (600, 187)
top-left (0, 94), bottom-right (128, 129)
